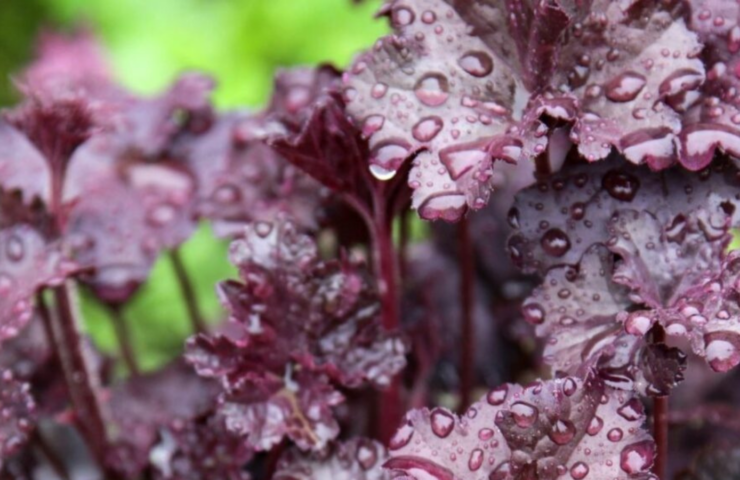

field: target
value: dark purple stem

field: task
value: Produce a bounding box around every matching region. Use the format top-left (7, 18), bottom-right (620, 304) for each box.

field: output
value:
top-left (652, 325), bottom-right (668, 480)
top-left (171, 248), bottom-right (206, 333)
top-left (458, 218), bottom-right (474, 412)
top-left (40, 285), bottom-right (115, 475)
top-left (109, 305), bottom-right (140, 376)
top-left (399, 211), bottom-right (409, 280)
top-left (342, 191), bottom-right (402, 443)
top-left (33, 430), bottom-right (71, 480)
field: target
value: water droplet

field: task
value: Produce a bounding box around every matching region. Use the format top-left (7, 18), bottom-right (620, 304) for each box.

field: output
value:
top-left (570, 461), bottom-right (589, 479)
top-left (414, 73), bottom-right (450, 107)
top-left (0, 275), bottom-right (12, 297)
top-left (458, 51), bottom-right (494, 77)
top-left (507, 208), bottom-right (520, 229)
top-left (421, 10), bottom-right (436, 24)
top-left (705, 335), bottom-right (740, 371)
top-left (510, 402), bottom-right (538, 428)
top-left (550, 419), bottom-right (576, 445)
top-left (522, 303), bottom-right (545, 325)
top-left (6, 235), bottom-right (24, 262)
top-left (478, 428), bottom-right (494, 440)
top-left (587, 416), bottom-right (604, 435)
top-left (254, 222), bottom-right (273, 238)
top-left (620, 441), bottom-right (655, 474)
top-left (412, 116), bottom-right (444, 142)
top-left (468, 448), bottom-right (484, 471)
top-left (487, 385), bottom-right (508, 405)
top-left (430, 408), bottom-right (455, 438)
top-left (389, 421), bottom-right (414, 450)
top-left (541, 229), bottom-right (571, 257)
top-left (602, 170), bottom-right (640, 202)
top-left (563, 378), bottom-right (577, 396)
top-left (392, 6), bottom-right (415, 26)
top-left (570, 202), bottom-right (586, 220)
top-left (607, 428), bottom-right (624, 442)
top-left (605, 72), bottom-right (647, 102)
top-left (363, 115), bottom-right (386, 137)
top-left (356, 441), bottom-right (378, 470)
top-left (617, 398), bottom-right (644, 421)
top-left (625, 313), bottom-right (653, 336)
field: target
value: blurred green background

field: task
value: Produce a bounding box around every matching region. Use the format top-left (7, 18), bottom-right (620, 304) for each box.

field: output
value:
top-left (0, 0), bottom-right (387, 371)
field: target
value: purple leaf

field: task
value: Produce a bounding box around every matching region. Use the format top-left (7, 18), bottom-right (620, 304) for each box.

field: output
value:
top-left (0, 193), bottom-right (71, 343)
top-left (384, 375), bottom-right (655, 479)
top-left (106, 361), bottom-right (220, 476)
top-left (150, 415), bottom-right (252, 480)
top-left (0, 370), bottom-right (36, 469)
top-left (507, 157), bottom-right (740, 274)
top-left (62, 133), bottom-right (198, 303)
top-left (177, 112), bottom-right (324, 237)
top-left (185, 219), bottom-right (407, 451)
top-left (342, 0), bottom-right (704, 221)
top-left (526, 245), bottom-right (687, 395)
top-left (682, 1), bottom-right (740, 170)
top-left (275, 438), bottom-right (389, 480)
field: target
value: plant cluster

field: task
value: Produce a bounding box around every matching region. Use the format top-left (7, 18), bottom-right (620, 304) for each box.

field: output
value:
top-left (4, 0), bottom-right (740, 479)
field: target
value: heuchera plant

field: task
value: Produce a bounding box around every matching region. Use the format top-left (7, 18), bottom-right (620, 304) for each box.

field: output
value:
top-left (6, 0), bottom-right (740, 478)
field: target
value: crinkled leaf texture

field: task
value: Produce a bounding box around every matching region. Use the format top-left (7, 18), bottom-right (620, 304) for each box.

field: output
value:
top-left (681, 1), bottom-right (740, 170)
top-left (275, 438), bottom-right (389, 480)
top-left (177, 111), bottom-right (324, 237)
top-left (150, 415), bottom-right (253, 480)
top-left (511, 158), bottom-right (740, 390)
top-left (0, 192), bottom-right (70, 344)
top-left (185, 218), bottom-right (407, 451)
top-left (342, 0), bottom-right (706, 220)
top-left (106, 361), bottom-right (220, 477)
top-left (0, 370), bottom-right (36, 470)
top-left (385, 375), bottom-right (655, 480)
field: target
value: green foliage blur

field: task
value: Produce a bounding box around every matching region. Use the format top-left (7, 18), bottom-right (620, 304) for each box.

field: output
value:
top-left (0, 0), bottom-right (387, 371)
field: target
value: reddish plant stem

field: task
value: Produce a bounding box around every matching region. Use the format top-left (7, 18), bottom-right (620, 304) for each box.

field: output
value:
top-left (458, 218), bottom-right (475, 412)
top-left (373, 199), bottom-right (403, 443)
top-left (42, 285), bottom-right (116, 475)
top-left (109, 305), bottom-right (140, 376)
top-left (171, 248), bottom-right (206, 333)
top-left (652, 325), bottom-right (668, 480)
top-left (343, 192), bottom-right (403, 442)
top-left (399, 211), bottom-right (409, 281)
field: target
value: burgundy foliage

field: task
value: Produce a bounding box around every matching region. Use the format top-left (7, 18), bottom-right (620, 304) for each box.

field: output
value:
top-left (6, 1), bottom-right (740, 478)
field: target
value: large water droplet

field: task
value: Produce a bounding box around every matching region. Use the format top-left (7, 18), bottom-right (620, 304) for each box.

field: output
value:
top-left (439, 145), bottom-right (487, 180)
top-left (605, 72), bottom-right (647, 102)
top-left (356, 440), bottom-right (378, 470)
top-left (371, 82), bottom-right (388, 99)
top-left (563, 378), bottom-right (577, 396)
top-left (510, 402), bottom-right (538, 428)
top-left (487, 385), bottom-right (508, 405)
top-left (625, 313), bottom-right (653, 336)
top-left (602, 170), bottom-right (640, 202)
top-left (620, 441), bottom-right (655, 474)
top-left (370, 164), bottom-right (398, 181)
top-left (607, 427), bottom-right (624, 442)
top-left (458, 51), bottom-right (494, 77)
top-left (549, 419), bottom-right (576, 445)
top-left (570, 462), bottom-right (590, 479)
top-left (392, 6), bottom-right (415, 26)
top-left (468, 448), bottom-right (484, 471)
top-left (414, 73), bottom-right (450, 107)
top-left (430, 408), bottom-right (455, 438)
top-left (412, 116), bottom-right (444, 142)
top-left (541, 229), bottom-right (571, 257)
top-left (478, 427), bottom-right (494, 440)
top-left (587, 416), bottom-right (604, 435)
top-left (617, 398), bottom-right (644, 421)
top-left (522, 303), bottom-right (546, 325)
top-left (705, 335), bottom-right (740, 371)
top-left (389, 421), bottom-right (414, 450)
